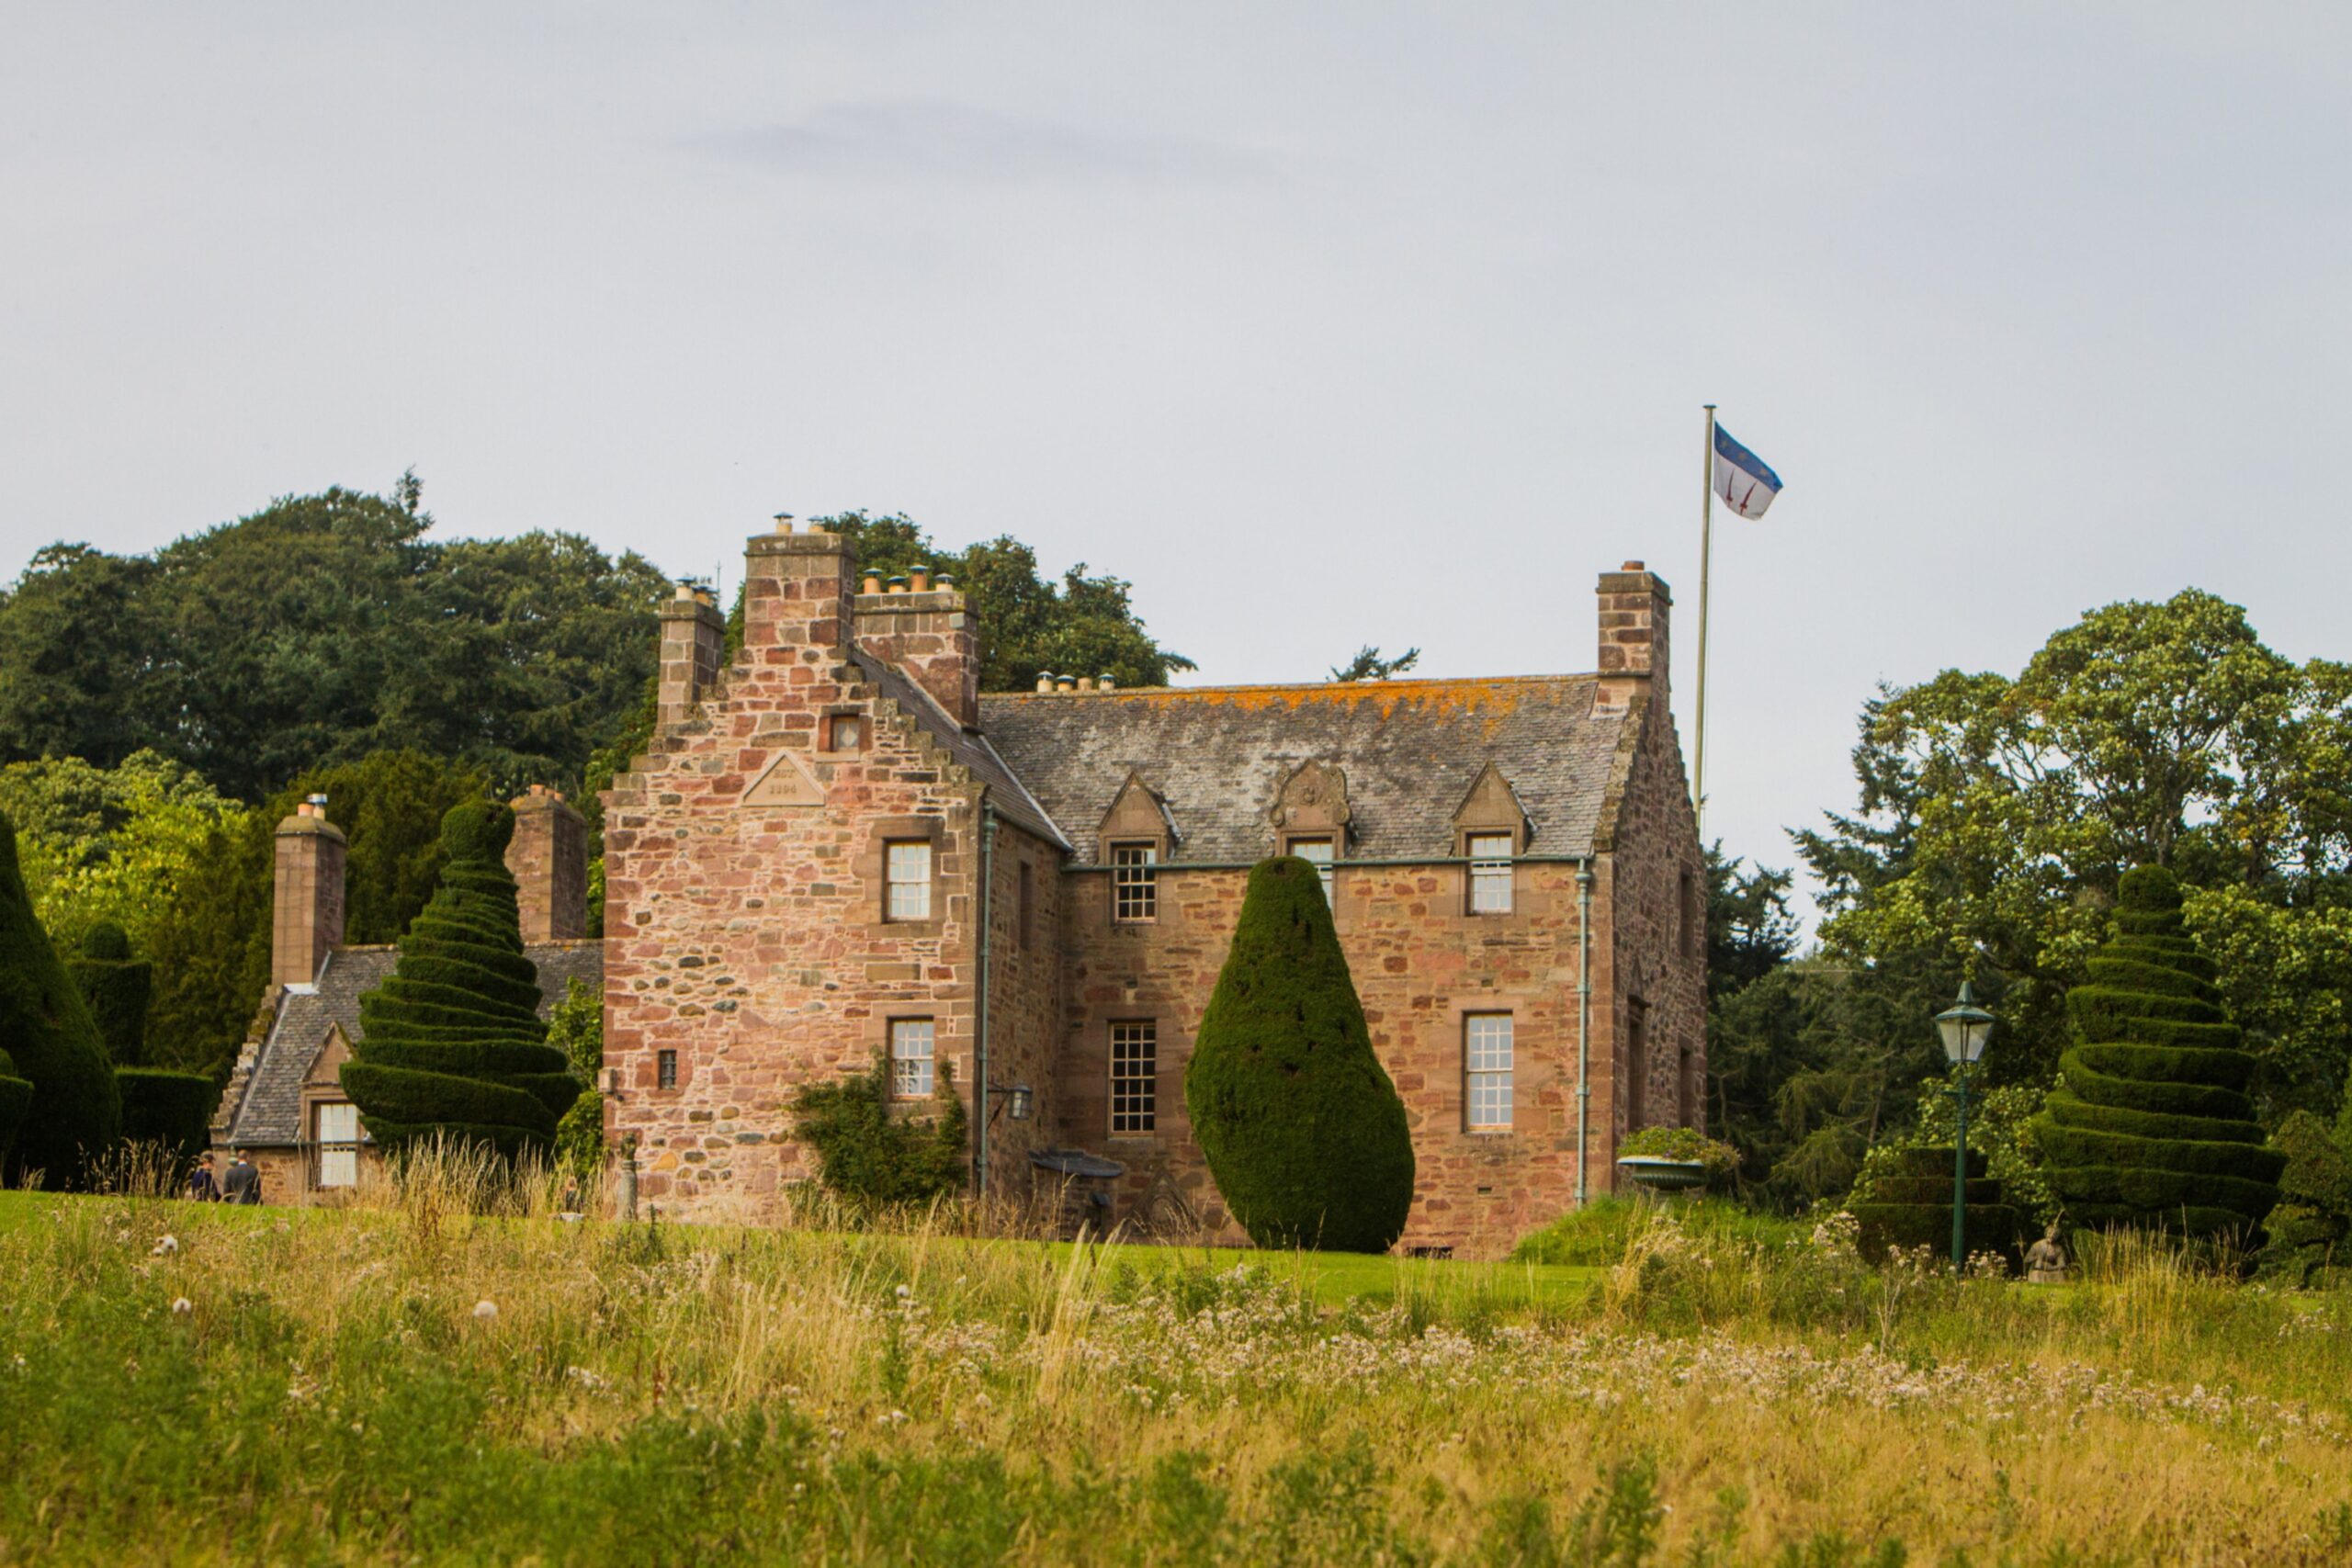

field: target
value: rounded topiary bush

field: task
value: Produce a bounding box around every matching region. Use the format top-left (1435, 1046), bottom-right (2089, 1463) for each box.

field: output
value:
top-left (2032, 865), bottom-right (2282, 1237)
top-left (0, 807), bottom-right (121, 1187)
top-left (1185, 855), bottom-right (1414, 1253)
top-left (68, 919), bottom-right (153, 1066)
top-left (340, 801), bottom-right (570, 1161)
top-left (1848, 1146), bottom-right (2019, 1265)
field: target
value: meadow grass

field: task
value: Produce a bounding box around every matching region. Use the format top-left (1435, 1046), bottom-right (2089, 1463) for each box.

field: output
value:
top-left (3, 1171), bottom-right (2350, 1565)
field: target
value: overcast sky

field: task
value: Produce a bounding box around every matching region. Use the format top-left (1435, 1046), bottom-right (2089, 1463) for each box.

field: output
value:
top-left (6, 5), bottom-right (2348, 918)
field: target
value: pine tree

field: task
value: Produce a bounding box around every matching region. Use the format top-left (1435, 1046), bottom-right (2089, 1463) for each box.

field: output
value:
top-left (68, 920), bottom-right (152, 1066)
top-left (339, 801), bottom-right (573, 1161)
top-left (0, 807), bottom-right (121, 1186)
top-left (1185, 856), bottom-right (1415, 1253)
top-left (2033, 865), bottom-right (2282, 1236)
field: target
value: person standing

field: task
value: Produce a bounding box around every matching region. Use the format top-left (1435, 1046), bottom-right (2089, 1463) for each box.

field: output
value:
top-left (221, 1149), bottom-right (262, 1205)
top-left (186, 1152), bottom-right (221, 1202)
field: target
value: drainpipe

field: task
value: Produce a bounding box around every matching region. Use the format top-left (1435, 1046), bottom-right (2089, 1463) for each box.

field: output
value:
top-left (973, 800), bottom-right (999, 1196)
top-left (1576, 863), bottom-right (1595, 1208)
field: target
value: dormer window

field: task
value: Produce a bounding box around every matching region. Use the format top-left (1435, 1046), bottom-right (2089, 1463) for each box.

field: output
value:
top-left (1467, 833), bottom-right (1514, 913)
top-left (1450, 762), bottom-right (1530, 917)
top-left (1111, 842), bottom-right (1159, 922)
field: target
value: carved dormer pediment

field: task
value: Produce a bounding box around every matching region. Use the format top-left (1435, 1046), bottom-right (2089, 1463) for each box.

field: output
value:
top-left (741, 748), bottom-right (825, 808)
top-left (1099, 771), bottom-right (1179, 857)
top-left (304, 1023), bottom-right (355, 1091)
top-left (1450, 761), bottom-right (1531, 851)
top-left (1268, 761), bottom-right (1351, 836)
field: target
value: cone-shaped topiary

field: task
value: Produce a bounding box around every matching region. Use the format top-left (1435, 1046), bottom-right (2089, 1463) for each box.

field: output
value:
top-left (0, 1047), bottom-right (30, 1171)
top-left (0, 807), bottom-right (122, 1187)
top-left (340, 801), bottom-right (570, 1161)
top-left (2033, 865), bottom-right (2282, 1237)
top-left (68, 920), bottom-right (153, 1066)
top-left (115, 1068), bottom-right (219, 1170)
top-left (1185, 855), bottom-right (1415, 1253)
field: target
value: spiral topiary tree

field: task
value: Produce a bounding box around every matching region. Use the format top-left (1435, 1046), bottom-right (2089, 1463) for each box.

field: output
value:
top-left (340, 801), bottom-right (574, 1162)
top-left (67, 921), bottom-right (153, 1066)
top-left (2033, 865), bottom-right (2281, 1237)
top-left (1185, 855), bottom-right (1415, 1253)
top-left (0, 808), bottom-right (121, 1187)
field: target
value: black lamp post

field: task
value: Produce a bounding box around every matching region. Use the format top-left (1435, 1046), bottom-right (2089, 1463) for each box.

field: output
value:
top-left (1934, 981), bottom-right (1996, 1271)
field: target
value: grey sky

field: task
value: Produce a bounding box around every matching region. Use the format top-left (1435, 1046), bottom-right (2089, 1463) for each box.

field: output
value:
top-left (5, 5), bottom-right (2348, 916)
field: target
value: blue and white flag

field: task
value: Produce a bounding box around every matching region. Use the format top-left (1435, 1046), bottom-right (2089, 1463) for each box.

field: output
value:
top-left (1712, 425), bottom-right (1783, 520)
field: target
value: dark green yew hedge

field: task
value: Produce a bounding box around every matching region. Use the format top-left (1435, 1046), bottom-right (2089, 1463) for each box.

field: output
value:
top-left (68, 921), bottom-right (153, 1066)
top-left (1185, 856), bottom-right (1414, 1254)
top-left (1869, 1176), bottom-right (2005, 1206)
top-left (342, 801), bottom-right (564, 1159)
top-left (0, 808), bottom-right (121, 1187)
top-left (2035, 866), bottom-right (2278, 1236)
top-left (115, 1068), bottom-right (218, 1167)
top-left (0, 1048), bottom-right (29, 1167)
top-left (1879, 1146), bottom-right (1986, 1181)
top-left (1851, 1202), bottom-right (2018, 1263)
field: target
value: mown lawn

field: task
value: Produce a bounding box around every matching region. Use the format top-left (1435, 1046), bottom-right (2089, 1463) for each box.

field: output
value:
top-left (4, 1179), bottom-right (2350, 1564)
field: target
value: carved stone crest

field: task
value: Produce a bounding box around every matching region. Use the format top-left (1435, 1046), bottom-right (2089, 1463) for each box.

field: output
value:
top-left (1268, 760), bottom-right (1351, 833)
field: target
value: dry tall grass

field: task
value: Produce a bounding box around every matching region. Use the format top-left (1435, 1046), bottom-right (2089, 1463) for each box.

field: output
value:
top-left (2, 1154), bottom-right (2348, 1565)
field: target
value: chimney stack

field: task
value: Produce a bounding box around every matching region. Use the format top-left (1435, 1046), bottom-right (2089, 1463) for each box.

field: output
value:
top-left (854, 559), bottom-right (981, 728)
top-left (271, 797), bottom-right (346, 986)
top-left (1594, 560), bottom-right (1671, 714)
top-left (506, 785), bottom-right (588, 942)
top-left (743, 518), bottom-right (854, 663)
top-left (657, 581), bottom-right (725, 732)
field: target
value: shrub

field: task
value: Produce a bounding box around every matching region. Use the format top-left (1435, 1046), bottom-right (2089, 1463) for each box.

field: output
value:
top-left (65, 920), bottom-right (153, 1066)
top-left (0, 1047), bottom-right (29, 1168)
top-left (114, 1068), bottom-right (217, 1171)
top-left (1510, 1196), bottom-right (1809, 1267)
top-left (2032, 866), bottom-right (2282, 1237)
top-left (1185, 856), bottom-right (1414, 1254)
top-left (341, 801), bottom-right (569, 1159)
top-left (1846, 1146), bottom-right (2019, 1265)
top-left (1615, 1126), bottom-right (1741, 1189)
top-left (0, 807), bottom-right (121, 1186)
top-left (546, 976), bottom-right (605, 1179)
top-left (2254, 1111), bottom-right (2352, 1285)
top-left (791, 1055), bottom-right (967, 1206)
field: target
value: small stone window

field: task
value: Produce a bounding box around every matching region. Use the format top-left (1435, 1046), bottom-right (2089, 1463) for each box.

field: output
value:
top-left (890, 1019), bottom-right (935, 1098)
top-left (826, 713), bottom-right (865, 752)
top-left (1111, 841), bottom-right (1158, 922)
top-left (1465, 1013), bottom-right (1513, 1131)
top-left (885, 840), bottom-right (933, 921)
top-left (1287, 838), bottom-right (1335, 904)
top-left (657, 1049), bottom-right (678, 1090)
top-left (1467, 833), bottom-right (1514, 914)
top-left (1110, 1021), bottom-right (1157, 1134)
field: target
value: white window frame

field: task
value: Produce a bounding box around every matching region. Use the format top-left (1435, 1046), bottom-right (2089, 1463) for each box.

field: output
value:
top-left (890, 1019), bottom-right (936, 1099)
top-left (1111, 841), bottom-right (1159, 922)
top-left (1468, 833), bottom-right (1515, 914)
top-left (1289, 837), bottom-right (1335, 903)
top-left (885, 840), bottom-right (933, 921)
top-left (1465, 1013), bottom-right (1514, 1132)
top-left (315, 1100), bottom-right (360, 1188)
top-left (1110, 1021), bottom-right (1157, 1134)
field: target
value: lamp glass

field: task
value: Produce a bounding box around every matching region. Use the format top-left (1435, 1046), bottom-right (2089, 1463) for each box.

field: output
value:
top-left (1934, 983), bottom-right (1996, 1065)
top-left (1009, 1085), bottom-right (1035, 1122)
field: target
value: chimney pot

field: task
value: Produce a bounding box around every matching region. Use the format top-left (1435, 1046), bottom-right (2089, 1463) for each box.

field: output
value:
top-left (909, 565), bottom-right (931, 592)
top-left (862, 570), bottom-right (883, 595)
top-left (1056, 674), bottom-right (1077, 693)
top-left (1077, 677), bottom-right (1095, 692)
top-left (1035, 673), bottom-right (1054, 693)
top-left (1099, 673), bottom-right (1116, 691)
top-left (773, 513), bottom-right (795, 534)
top-left (933, 573), bottom-right (955, 591)
top-left (1623, 560), bottom-right (1645, 570)
top-left (887, 576), bottom-right (909, 594)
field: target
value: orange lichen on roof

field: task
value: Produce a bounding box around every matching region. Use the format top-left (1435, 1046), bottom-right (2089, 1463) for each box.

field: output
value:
top-left (991, 673), bottom-right (1593, 723)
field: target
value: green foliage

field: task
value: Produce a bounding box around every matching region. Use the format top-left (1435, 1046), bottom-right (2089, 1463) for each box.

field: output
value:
top-left (788, 1055), bottom-right (968, 1206)
top-left (1186, 857), bottom-right (1414, 1253)
top-left (341, 802), bottom-right (567, 1160)
top-left (67, 921), bottom-right (152, 1066)
top-left (141, 749), bottom-right (490, 1079)
top-left (114, 1068), bottom-right (217, 1170)
top-left (1510, 1197), bottom-right (1811, 1268)
top-left (809, 512), bottom-right (1193, 691)
top-left (0, 750), bottom-right (248, 955)
top-left (0, 1047), bottom-right (28, 1168)
top-left (0, 808), bottom-right (121, 1187)
top-left (0, 479), bottom-right (669, 800)
top-left (1615, 1126), bottom-right (1740, 1188)
top-left (2253, 1111), bottom-right (2352, 1284)
top-left (546, 977), bottom-right (605, 1179)
top-left (1794, 590), bottom-right (2352, 1100)
top-left (2034, 867), bottom-right (2281, 1236)
top-left (1328, 646), bottom-right (1419, 682)
top-left (1848, 1078), bottom-right (2059, 1227)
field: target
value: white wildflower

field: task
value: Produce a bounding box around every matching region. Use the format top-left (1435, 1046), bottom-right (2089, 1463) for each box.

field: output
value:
top-left (170, 1297), bottom-right (193, 1317)
top-left (152, 1235), bottom-right (178, 1257)
top-left (472, 1299), bottom-right (498, 1321)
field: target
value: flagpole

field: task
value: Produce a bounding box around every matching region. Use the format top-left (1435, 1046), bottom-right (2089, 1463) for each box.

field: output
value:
top-left (1695, 404), bottom-right (1716, 840)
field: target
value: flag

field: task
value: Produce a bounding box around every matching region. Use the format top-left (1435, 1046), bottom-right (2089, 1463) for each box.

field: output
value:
top-left (1712, 424), bottom-right (1782, 519)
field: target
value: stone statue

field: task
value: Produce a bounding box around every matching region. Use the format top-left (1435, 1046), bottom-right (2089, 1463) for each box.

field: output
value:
top-left (2024, 1218), bottom-right (2071, 1284)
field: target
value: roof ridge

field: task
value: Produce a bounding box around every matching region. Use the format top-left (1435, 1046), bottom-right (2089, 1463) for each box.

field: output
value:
top-left (981, 672), bottom-right (1597, 700)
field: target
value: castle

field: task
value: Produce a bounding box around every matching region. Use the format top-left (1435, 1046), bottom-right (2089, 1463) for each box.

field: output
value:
top-left (217, 518), bottom-right (1704, 1258)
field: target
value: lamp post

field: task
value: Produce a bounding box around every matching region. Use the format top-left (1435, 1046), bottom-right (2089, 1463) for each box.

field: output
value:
top-left (1934, 981), bottom-right (1996, 1272)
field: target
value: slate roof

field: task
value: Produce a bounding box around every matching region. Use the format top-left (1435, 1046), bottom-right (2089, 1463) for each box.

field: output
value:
top-left (224, 940), bottom-right (605, 1147)
top-left (978, 675), bottom-right (1631, 865)
top-left (849, 649), bottom-right (1068, 850)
